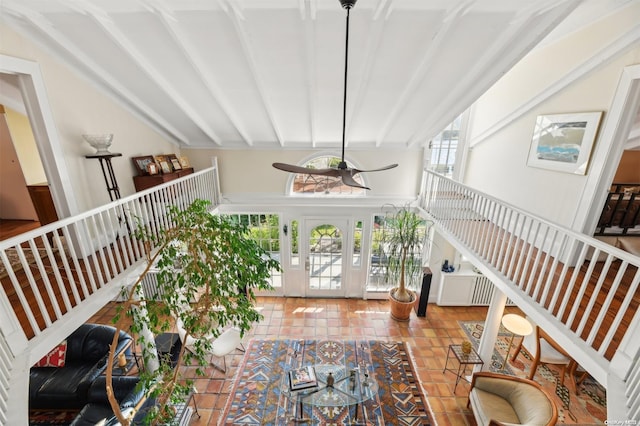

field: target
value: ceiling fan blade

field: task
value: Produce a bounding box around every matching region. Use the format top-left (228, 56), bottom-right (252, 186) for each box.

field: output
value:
top-left (352, 163), bottom-right (399, 173)
top-left (272, 163), bottom-right (340, 177)
top-left (340, 170), bottom-right (370, 190)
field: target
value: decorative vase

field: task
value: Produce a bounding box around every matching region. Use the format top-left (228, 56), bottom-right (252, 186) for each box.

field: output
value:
top-left (389, 288), bottom-right (416, 321)
top-left (117, 352), bottom-right (127, 368)
top-left (461, 340), bottom-right (472, 356)
top-left (82, 133), bottom-right (113, 154)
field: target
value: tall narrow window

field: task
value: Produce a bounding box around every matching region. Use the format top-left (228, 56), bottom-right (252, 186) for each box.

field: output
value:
top-left (224, 213), bottom-right (282, 288)
top-left (429, 115), bottom-right (461, 177)
top-left (290, 220), bottom-right (299, 266)
top-left (367, 214), bottom-right (427, 292)
top-left (352, 220), bottom-right (363, 267)
top-left (309, 224), bottom-right (342, 290)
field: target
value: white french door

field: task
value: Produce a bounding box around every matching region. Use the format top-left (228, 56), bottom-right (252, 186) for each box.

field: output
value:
top-left (303, 218), bottom-right (348, 298)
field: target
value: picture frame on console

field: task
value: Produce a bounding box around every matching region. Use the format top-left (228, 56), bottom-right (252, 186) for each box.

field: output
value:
top-left (154, 154), bottom-right (169, 166)
top-left (159, 160), bottom-right (172, 174)
top-left (146, 162), bottom-right (159, 175)
top-left (526, 111), bottom-right (602, 175)
top-left (132, 155), bottom-right (155, 176)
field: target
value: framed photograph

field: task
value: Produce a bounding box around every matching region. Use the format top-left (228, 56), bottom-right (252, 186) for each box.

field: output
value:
top-left (527, 112), bottom-right (603, 175)
top-left (179, 156), bottom-right (190, 168)
top-left (146, 162), bottom-right (159, 175)
top-left (132, 156), bottom-right (155, 176)
top-left (159, 160), bottom-right (172, 174)
top-left (171, 158), bottom-right (182, 170)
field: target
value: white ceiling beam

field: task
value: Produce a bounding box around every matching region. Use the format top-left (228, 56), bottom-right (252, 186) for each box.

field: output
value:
top-left (374, 0), bottom-right (475, 147)
top-left (144, 0), bottom-right (255, 146)
top-left (469, 22), bottom-right (640, 149)
top-left (372, 0), bottom-right (391, 21)
top-left (2, 3), bottom-right (189, 145)
top-left (310, 0), bottom-right (318, 21)
top-left (81, 4), bottom-right (229, 146)
top-left (223, 0), bottom-right (245, 21)
top-left (60, 0), bottom-right (111, 21)
top-left (302, 1), bottom-right (318, 148)
top-left (407, 0), bottom-right (583, 148)
top-left (344, 0), bottom-right (392, 147)
top-left (219, 0), bottom-right (285, 147)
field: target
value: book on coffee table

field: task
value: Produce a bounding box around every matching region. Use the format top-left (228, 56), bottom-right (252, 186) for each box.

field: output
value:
top-left (289, 366), bottom-right (318, 391)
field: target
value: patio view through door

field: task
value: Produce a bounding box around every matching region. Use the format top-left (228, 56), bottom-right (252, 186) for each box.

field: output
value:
top-left (304, 219), bottom-right (347, 297)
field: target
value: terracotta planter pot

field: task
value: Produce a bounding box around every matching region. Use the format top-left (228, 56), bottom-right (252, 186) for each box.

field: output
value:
top-left (389, 288), bottom-right (416, 321)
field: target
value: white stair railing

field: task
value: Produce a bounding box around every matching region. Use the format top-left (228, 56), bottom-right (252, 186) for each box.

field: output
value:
top-left (420, 170), bottom-right (640, 419)
top-left (0, 166), bottom-right (220, 425)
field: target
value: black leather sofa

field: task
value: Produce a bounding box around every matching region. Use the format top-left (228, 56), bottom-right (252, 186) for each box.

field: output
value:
top-left (29, 324), bottom-right (133, 410)
top-left (69, 376), bottom-right (145, 426)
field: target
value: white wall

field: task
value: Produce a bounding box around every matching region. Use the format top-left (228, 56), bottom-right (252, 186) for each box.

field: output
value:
top-left (4, 107), bottom-right (46, 185)
top-left (464, 3), bottom-right (640, 228)
top-left (0, 26), bottom-right (178, 212)
top-left (0, 110), bottom-right (37, 220)
top-left (184, 148), bottom-right (423, 199)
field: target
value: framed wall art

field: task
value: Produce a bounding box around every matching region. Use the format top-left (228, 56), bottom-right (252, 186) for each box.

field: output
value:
top-left (526, 112), bottom-right (603, 175)
top-left (132, 155), bottom-right (155, 176)
top-left (146, 161), bottom-right (159, 175)
top-left (159, 160), bottom-right (172, 174)
top-left (179, 156), bottom-right (190, 168)
top-left (154, 154), bottom-right (168, 166)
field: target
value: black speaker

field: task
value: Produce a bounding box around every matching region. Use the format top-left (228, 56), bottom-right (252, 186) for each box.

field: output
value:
top-left (414, 267), bottom-right (432, 317)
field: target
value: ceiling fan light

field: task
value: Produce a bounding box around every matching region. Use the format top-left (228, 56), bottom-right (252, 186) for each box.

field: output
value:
top-left (339, 0), bottom-right (357, 10)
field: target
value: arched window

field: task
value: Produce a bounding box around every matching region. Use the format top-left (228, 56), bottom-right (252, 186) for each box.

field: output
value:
top-left (290, 155), bottom-right (366, 196)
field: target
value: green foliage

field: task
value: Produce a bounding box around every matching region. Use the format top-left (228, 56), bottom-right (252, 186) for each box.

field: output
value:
top-left (291, 220), bottom-right (299, 254)
top-left (353, 221), bottom-right (362, 252)
top-left (309, 225), bottom-right (342, 250)
top-left (382, 204), bottom-right (430, 302)
top-left (227, 214), bottom-right (280, 252)
top-left (246, 218), bottom-right (280, 252)
top-left (109, 199), bottom-right (280, 425)
top-left (328, 156), bottom-right (341, 168)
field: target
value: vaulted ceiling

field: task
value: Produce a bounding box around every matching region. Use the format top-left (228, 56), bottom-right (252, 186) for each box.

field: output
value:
top-left (0, 0), bottom-right (631, 150)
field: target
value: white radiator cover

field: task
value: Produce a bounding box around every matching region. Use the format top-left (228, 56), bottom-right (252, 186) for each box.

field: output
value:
top-left (437, 273), bottom-right (513, 306)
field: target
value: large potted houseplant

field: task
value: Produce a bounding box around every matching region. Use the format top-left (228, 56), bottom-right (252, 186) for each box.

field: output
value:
top-left (104, 199), bottom-right (280, 425)
top-left (384, 204), bottom-right (428, 321)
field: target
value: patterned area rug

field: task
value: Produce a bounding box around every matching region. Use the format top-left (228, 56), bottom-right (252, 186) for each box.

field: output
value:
top-left (459, 321), bottom-right (607, 424)
top-left (0, 247), bottom-right (38, 279)
top-left (28, 410), bottom-right (78, 425)
top-left (221, 339), bottom-right (432, 425)
top-left (0, 246), bottom-right (59, 280)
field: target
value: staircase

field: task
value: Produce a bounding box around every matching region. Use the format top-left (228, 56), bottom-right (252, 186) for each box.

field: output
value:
top-left (420, 170), bottom-right (640, 420)
top-left (0, 166), bottom-right (220, 425)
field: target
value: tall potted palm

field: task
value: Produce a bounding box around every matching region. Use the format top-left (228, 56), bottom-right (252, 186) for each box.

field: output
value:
top-left (384, 204), bottom-right (428, 321)
top-left (104, 199), bottom-right (280, 425)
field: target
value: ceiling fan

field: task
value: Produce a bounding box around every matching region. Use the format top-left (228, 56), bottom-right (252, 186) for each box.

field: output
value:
top-left (272, 0), bottom-right (397, 190)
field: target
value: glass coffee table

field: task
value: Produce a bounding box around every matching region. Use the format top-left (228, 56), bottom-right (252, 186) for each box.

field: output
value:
top-left (282, 364), bottom-right (378, 425)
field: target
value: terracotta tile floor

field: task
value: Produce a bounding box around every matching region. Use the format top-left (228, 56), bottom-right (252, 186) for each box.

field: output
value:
top-left (89, 298), bottom-right (522, 425)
